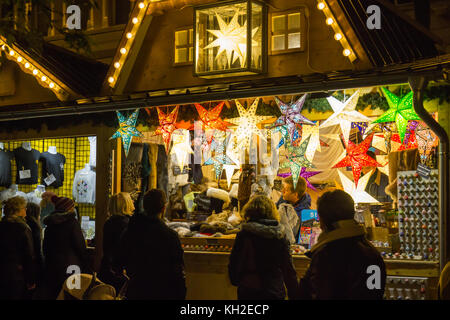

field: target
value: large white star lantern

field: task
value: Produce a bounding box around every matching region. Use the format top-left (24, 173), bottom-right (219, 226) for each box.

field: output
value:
top-left (338, 169), bottom-right (379, 204)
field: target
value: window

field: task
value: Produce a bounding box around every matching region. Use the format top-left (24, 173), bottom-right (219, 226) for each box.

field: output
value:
top-left (270, 11), bottom-right (305, 54)
top-left (174, 28), bottom-right (193, 65)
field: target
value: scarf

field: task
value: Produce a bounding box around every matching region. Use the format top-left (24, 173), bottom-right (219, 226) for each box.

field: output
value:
top-left (309, 219), bottom-right (366, 254)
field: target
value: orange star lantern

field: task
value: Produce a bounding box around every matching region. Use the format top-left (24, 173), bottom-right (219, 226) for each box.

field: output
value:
top-left (332, 133), bottom-right (381, 187)
top-left (149, 106), bottom-right (180, 154)
top-left (194, 102), bottom-right (232, 144)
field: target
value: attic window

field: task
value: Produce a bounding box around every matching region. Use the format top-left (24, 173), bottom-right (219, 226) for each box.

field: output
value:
top-left (270, 11), bottom-right (305, 54)
top-left (174, 28), bottom-right (193, 65)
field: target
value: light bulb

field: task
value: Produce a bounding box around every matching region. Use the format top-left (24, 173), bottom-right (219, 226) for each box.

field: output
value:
top-left (132, 17), bottom-right (139, 24)
top-left (9, 50), bottom-right (14, 56)
top-left (49, 82), bottom-right (55, 88)
top-left (343, 49), bottom-right (351, 56)
top-left (33, 69), bottom-right (38, 75)
top-left (41, 76), bottom-right (47, 81)
top-left (17, 56), bottom-right (23, 62)
top-left (25, 62), bottom-right (30, 68)
top-left (317, 2), bottom-right (326, 10)
top-left (139, 2), bottom-right (145, 9)
top-left (126, 32), bottom-right (133, 39)
top-left (120, 48), bottom-right (127, 54)
top-left (326, 18), bottom-right (333, 25)
top-left (114, 62), bottom-right (120, 68)
top-left (334, 33), bottom-right (342, 40)
top-left (108, 77), bottom-right (115, 83)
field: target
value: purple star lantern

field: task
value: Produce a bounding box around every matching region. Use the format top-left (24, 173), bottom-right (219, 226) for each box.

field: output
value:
top-left (278, 167), bottom-right (321, 191)
top-left (272, 94), bottom-right (314, 143)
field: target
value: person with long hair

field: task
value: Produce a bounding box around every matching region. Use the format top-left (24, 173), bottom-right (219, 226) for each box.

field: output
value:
top-left (228, 195), bottom-right (299, 300)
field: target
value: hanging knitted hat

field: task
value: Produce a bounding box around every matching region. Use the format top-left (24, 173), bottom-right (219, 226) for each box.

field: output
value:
top-left (51, 196), bottom-right (75, 212)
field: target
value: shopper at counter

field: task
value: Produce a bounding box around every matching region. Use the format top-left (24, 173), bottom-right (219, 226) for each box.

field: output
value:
top-left (0, 196), bottom-right (36, 299)
top-left (99, 192), bottom-right (134, 293)
top-left (42, 196), bottom-right (88, 299)
top-left (118, 189), bottom-right (186, 300)
top-left (276, 176), bottom-right (311, 241)
top-left (298, 189), bottom-right (386, 299)
top-left (228, 195), bottom-right (299, 300)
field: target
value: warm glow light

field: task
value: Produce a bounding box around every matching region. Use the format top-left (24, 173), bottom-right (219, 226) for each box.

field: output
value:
top-left (343, 49), bottom-right (351, 56)
top-left (41, 76), bottom-right (47, 81)
top-left (317, 2), bottom-right (326, 10)
top-left (132, 17), bottom-right (139, 24)
top-left (49, 82), bottom-right (55, 88)
top-left (17, 56), bottom-right (22, 62)
top-left (139, 2), bottom-right (145, 9)
top-left (108, 77), bottom-right (115, 83)
top-left (24, 62), bottom-right (30, 68)
top-left (1, 45), bottom-right (5, 50)
top-left (114, 62), bottom-right (120, 68)
top-left (120, 48), bottom-right (127, 54)
top-left (126, 32), bottom-right (133, 39)
top-left (33, 69), bottom-right (38, 75)
top-left (9, 50), bottom-right (14, 56)
top-left (326, 17), bottom-right (334, 25)
top-left (334, 33), bottom-right (343, 40)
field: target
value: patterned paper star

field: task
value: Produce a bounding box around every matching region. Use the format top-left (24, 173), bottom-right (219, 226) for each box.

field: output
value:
top-left (110, 108), bottom-right (143, 157)
top-left (152, 106), bottom-right (179, 154)
top-left (299, 122), bottom-right (321, 162)
top-left (373, 87), bottom-right (421, 143)
top-left (332, 133), bottom-right (381, 188)
top-left (223, 164), bottom-right (239, 188)
top-left (372, 134), bottom-right (387, 153)
top-left (203, 131), bottom-right (234, 179)
top-left (227, 98), bottom-right (267, 150)
top-left (338, 169), bottom-right (379, 204)
top-left (194, 101), bottom-right (232, 144)
top-left (171, 129), bottom-right (193, 171)
top-left (416, 123), bottom-right (439, 162)
top-left (320, 90), bottom-right (371, 144)
top-left (272, 125), bottom-right (301, 149)
top-left (272, 94), bottom-right (314, 143)
top-left (280, 135), bottom-right (315, 189)
top-left (300, 167), bottom-right (321, 191)
top-left (204, 11), bottom-right (259, 67)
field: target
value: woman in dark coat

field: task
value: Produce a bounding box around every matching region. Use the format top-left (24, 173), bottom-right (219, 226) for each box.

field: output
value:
top-left (228, 195), bottom-right (299, 300)
top-left (25, 202), bottom-right (44, 286)
top-left (42, 196), bottom-right (88, 299)
top-left (0, 196), bottom-right (36, 299)
top-left (98, 192), bottom-right (134, 292)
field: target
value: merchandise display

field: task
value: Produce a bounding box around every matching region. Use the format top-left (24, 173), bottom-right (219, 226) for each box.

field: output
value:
top-left (73, 164), bottom-right (96, 204)
top-left (40, 147), bottom-right (66, 188)
top-left (13, 143), bottom-right (41, 185)
top-left (0, 147), bottom-right (13, 187)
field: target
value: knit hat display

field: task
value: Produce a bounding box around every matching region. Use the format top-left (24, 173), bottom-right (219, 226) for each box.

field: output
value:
top-left (51, 195), bottom-right (75, 212)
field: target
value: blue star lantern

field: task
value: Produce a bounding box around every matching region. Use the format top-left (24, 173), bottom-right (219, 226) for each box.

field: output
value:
top-left (110, 108), bottom-right (143, 157)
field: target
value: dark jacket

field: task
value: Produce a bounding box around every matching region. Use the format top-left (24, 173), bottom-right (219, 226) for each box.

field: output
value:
top-left (99, 214), bottom-right (130, 292)
top-left (25, 216), bottom-right (44, 283)
top-left (43, 211), bottom-right (88, 299)
top-left (298, 236), bottom-right (386, 299)
top-left (228, 219), bottom-right (299, 300)
top-left (0, 216), bottom-right (35, 299)
top-left (118, 213), bottom-right (186, 300)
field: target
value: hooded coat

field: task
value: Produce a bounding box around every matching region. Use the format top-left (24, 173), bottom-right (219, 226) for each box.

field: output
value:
top-left (277, 193), bottom-right (311, 241)
top-left (0, 215), bottom-right (35, 299)
top-left (42, 211), bottom-right (88, 299)
top-left (118, 213), bottom-right (186, 300)
top-left (228, 219), bottom-right (299, 300)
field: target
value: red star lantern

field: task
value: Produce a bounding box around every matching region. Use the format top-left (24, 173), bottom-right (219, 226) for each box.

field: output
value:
top-left (332, 133), bottom-right (381, 187)
top-left (391, 132), bottom-right (418, 151)
top-left (148, 106), bottom-right (179, 154)
top-left (194, 102), bottom-right (232, 143)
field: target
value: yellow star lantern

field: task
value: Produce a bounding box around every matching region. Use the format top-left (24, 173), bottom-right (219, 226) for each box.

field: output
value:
top-left (171, 129), bottom-right (193, 171)
top-left (338, 169), bottom-right (379, 204)
top-left (204, 11), bottom-right (259, 68)
top-left (227, 98), bottom-right (268, 150)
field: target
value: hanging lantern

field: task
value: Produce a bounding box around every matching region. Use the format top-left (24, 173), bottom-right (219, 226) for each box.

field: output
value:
top-left (194, 0), bottom-right (267, 78)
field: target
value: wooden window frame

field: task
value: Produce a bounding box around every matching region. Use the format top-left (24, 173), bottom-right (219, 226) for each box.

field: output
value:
top-left (269, 9), bottom-right (306, 55)
top-left (174, 27), bottom-right (194, 66)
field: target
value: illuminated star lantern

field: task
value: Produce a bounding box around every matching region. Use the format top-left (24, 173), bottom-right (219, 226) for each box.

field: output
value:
top-left (352, 122), bottom-right (368, 136)
top-left (227, 98), bottom-right (267, 150)
top-left (299, 122), bottom-right (321, 162)
top-left (272, 95), bottom-right (314, 143)
top-left (152, 106), bottom-right (179, 154)
top-left (373, 87), bottom-right (421, 143)
top-left (194, 101), bottom-right (232, 144)
top-left (272, 125), bottom-right (300, 149)
top-left (416, 123), bottom-right (439, 162)
top-left (110, 108), bottom-right (143, 157)
top-left (203, 131), bottom-right (234, 179)
top-left (299, 167), bottom-right (321, 191)
top-left (376, 155), bottom-right (389, 177)
top-left (332, 134), bottom-right (381, 188)
top-left (171, 129), bottom-right (193, 171)
top-left (320, 90), bottom-right (371, 145)
top-left (372, 134), bottom-right (387, 153)
top-left (280, 135), bottom-right (315, 189)
top-left (204, 11), bottom-right (259, 67)
top-left (223, 164), bottom-right (239, 188)
top-left (338, 170), bottom-right (379, 204)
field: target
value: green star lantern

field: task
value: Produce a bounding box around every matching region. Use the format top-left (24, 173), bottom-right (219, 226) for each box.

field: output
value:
top-left (110, 109), bottom-right (143, 157)
top-left (373, 88), bottom-right (421, 143)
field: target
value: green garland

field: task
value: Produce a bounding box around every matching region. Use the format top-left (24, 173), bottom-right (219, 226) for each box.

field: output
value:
top-left (1, 85), bottom-right (449, 133)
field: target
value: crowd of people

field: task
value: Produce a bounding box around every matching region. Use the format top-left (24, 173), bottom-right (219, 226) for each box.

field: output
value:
top-left (5, 174), bottom-right (450, 300)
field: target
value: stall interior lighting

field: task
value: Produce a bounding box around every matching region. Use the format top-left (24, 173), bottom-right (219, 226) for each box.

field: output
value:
top-left (108, 0), bottom-right (151, 87)
top-left (316, 0), bottom-right (357, 62)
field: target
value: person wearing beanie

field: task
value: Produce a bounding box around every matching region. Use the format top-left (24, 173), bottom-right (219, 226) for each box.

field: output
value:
top-left (42, 195), bottom-right (88, 299)
top-left (118, 189), bottom-right (186, 300)
top-left (298, 189), bottom-right (386, 299)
